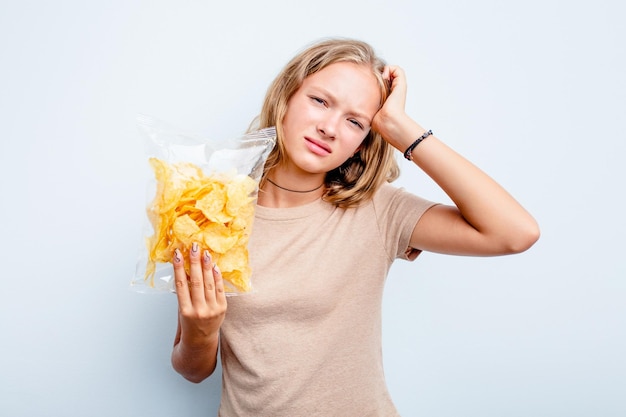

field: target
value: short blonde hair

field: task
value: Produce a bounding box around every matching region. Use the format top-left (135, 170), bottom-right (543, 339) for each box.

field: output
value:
top-left (253, 38), bottom-right (400, 208)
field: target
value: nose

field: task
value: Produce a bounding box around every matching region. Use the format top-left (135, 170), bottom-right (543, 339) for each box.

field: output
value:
top-left (317, 112), bottom-right (338, 139)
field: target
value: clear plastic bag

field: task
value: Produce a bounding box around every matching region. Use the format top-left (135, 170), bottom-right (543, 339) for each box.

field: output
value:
top-left (131, 115), bottom-right (276, 294)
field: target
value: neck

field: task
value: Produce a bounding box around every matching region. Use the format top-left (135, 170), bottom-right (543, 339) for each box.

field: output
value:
top-left (258, 173), bottom-right (326, 208)
top-left (265, 177), bottom-right (324, 193)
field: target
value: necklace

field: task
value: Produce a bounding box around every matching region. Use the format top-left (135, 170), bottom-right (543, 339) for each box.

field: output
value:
top-left (266, 177), bottom-right (324, 193)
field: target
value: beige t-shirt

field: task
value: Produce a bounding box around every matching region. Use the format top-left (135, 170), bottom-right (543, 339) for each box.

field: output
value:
top-left (218, 184), bottom-right (435, 416)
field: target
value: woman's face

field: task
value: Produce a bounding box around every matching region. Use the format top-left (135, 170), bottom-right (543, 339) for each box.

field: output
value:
top-left (280, 62), bottom-right (381, 176)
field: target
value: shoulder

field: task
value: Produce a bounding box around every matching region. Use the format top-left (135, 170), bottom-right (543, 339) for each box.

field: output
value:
top-left (371, 182), bottom-right (434, 212)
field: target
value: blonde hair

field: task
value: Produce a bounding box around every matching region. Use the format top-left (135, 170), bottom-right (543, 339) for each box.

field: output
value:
top-left (253, 38), bottom-right (400, 208)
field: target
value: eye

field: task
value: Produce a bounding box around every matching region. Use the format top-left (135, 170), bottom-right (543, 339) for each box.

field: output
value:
top-left (349, 119), bottom-right (364, 129)
top-left (310, 96), bottom-right (326, 106)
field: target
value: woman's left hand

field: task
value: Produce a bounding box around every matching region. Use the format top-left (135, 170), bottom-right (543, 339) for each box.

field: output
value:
top-left (372, 69), bottom-right (540, 257)
top-left (372, 65), bottom-right (425, 152)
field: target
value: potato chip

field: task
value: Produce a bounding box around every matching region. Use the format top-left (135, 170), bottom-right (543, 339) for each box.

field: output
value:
top-left (226, 176), bottom-right (257, 215)
top-left (200, 223), bottom-right (240, 254)
top-left (143, 157), bottom-right (256, 292)
top-left (222, 268), bottom-right (251, 293)
top-left (172, 215), bottom-right (201, 246)
top-left (218, 244), bottom-right (248, 272)
top-left (196, 184), bottom-right (232, 224)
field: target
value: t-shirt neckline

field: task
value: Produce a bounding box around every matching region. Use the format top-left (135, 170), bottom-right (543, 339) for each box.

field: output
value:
top-left (254, 198), bottom-right (329, 221)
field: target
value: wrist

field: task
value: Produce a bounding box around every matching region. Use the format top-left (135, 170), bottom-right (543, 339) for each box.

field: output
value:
top-left (404, 130), bottom-right (433, 161)
top-left (375, 113), bottom-right (426, 151)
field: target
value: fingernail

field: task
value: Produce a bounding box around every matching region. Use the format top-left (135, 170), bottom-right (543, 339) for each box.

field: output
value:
top-left (191, 242), bottom-right (199, 253)
top-left (213, 263), bottom-right (220, 274)
top-left (203, 250), bottom-right (211, 264)
top-left (174, 249), bottom-right (182, 263)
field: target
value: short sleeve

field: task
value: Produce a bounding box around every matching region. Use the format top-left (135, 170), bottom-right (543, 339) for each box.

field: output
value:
top-left (372, 183), bottom-right (437, 261)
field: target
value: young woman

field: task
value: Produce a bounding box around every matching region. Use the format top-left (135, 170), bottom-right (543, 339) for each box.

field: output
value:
top-left (170, 38), bottom-right (540, 416)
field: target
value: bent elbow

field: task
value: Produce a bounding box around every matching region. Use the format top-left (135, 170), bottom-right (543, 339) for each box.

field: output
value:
top-left (183, 373), bottom-right (210, 384)
top-left (175, 366), bottom-right (214, 384)
top-left (505, 221), bottom-right (540, 254)
top-left (171, 353), bottom-right (216, 384)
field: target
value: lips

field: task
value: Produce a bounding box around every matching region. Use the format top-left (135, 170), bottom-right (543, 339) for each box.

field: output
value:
top-left (304, 137), bottom-right (332, 155)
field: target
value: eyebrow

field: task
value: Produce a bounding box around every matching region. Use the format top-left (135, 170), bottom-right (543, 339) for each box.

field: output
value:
top-left (309, 86), bottom-right (373, 125)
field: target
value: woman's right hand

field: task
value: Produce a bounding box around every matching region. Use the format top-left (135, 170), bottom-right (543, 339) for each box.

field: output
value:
top-left (171, 242), bottom-right (226, 382)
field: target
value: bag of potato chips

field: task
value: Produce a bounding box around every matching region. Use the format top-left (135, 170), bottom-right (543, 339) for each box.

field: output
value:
top-left (131, 115), bottom-right (276, 294)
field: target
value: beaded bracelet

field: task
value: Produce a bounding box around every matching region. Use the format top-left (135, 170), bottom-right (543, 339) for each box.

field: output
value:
top-left (403, 130), bottom-right (433, 161)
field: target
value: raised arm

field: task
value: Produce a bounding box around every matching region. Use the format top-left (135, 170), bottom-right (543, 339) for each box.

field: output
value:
top-left (171, 243), bottom-right (227, 382)
top-left (373, 66), bottom-right (539, 256)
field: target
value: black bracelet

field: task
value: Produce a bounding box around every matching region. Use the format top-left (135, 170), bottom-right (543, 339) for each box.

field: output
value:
top-left (403, 130), bottom-right (433, 161)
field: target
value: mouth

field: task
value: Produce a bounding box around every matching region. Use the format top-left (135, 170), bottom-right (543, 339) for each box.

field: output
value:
top-left (304, 137), bottom-right (332, 155)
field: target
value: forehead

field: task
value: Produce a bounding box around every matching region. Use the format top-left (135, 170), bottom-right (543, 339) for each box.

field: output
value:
top-left (300, 62), bottom-right (382, 115)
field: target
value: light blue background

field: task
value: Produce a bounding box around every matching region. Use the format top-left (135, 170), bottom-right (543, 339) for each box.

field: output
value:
top-left (1, 1), bottom-right (624, 416)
